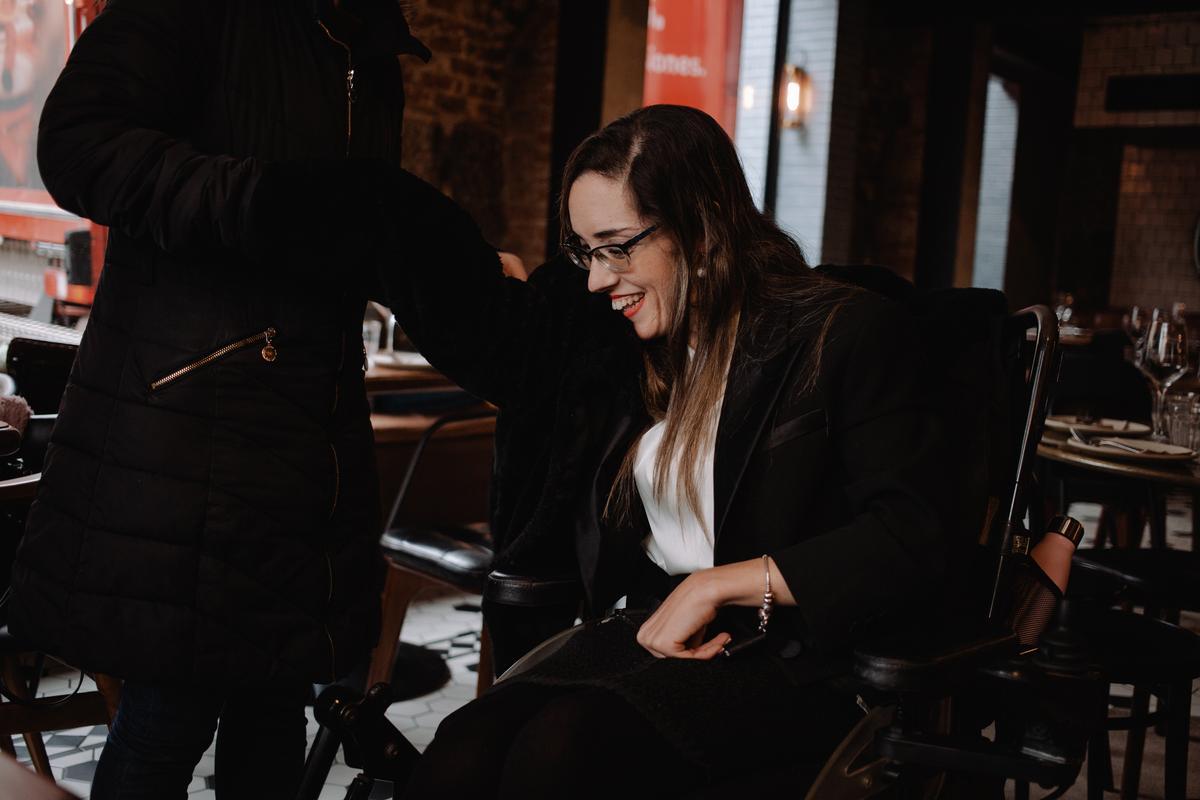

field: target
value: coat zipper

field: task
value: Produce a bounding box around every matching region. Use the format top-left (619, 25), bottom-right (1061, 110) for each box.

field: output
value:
top-left (149, 328), bottom-right (277, 392)
top-left (316, 20), bottom-right (355, 156)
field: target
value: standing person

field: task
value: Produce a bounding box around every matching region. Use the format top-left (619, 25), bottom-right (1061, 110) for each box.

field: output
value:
top-left (7, 1), bottom-right (428, 798)
top-left (366, 104), bottom-right (948, 797)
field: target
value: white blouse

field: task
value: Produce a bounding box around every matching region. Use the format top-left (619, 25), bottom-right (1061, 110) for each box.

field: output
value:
top-left (634, 389), bottom-right (724, 576)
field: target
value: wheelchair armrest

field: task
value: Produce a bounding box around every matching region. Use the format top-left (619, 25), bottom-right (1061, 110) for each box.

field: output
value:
top-left (853, 618), bottom-right (1019, 694)
top-left (483, 570), bottom-right (580, 608)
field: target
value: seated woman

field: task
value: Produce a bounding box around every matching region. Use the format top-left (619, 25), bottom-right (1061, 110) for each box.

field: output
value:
top-left (378, 104), bottom-right (947, 797)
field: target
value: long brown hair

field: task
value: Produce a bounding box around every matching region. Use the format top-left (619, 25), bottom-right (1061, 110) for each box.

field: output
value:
top-left (559, 105), bottom-right (857, 528)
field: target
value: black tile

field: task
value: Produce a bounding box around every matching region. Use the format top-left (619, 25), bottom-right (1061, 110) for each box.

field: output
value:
top-left (369, 779), bottom-right (394, 799)
top-left (62, 760), bottom-right (98, 783)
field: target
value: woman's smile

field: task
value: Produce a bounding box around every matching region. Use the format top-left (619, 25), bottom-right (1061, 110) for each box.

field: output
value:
top-left (611, 292), bottom-right (646, 317)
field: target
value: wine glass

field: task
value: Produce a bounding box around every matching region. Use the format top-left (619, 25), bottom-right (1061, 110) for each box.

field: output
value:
top-left (1140, 315), bottom-right (1190, 440)
top-left (1124, 305), bottom-right (1150, 360)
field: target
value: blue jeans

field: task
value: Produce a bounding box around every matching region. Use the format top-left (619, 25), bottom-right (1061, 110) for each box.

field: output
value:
top-left (90, 680), bottom-right (309, 800)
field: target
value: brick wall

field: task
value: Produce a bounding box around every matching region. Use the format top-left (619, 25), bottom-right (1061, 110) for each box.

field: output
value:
top-left (843, 22), bottom-right (932, 282)
top-left (1074, 12), bottom-right (1200, 312)
top-left (401, 0), bottom-right (558, 268)
top-left (1075, 12), bottom-right (1200, 129)
top-left (1108, 146), bottom-right (1200, 311)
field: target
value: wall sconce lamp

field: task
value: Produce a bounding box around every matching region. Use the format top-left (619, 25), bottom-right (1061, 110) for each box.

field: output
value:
top-left (782, 63), bottom-right (814, 128)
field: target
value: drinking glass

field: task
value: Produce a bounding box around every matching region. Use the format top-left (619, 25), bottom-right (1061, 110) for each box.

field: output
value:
top-left (1164, 394), bottom-right (1200, 449)
top-left (1124, 305), bottom-right (1150, 357)
top-left (1140, 316), bottom-right (1190, 440)
top-left (362, 319), bottom-right (382, 359)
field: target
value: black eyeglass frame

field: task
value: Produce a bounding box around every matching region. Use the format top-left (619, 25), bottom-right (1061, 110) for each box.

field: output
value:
top-left (561, 224), bottom-right (659, 272)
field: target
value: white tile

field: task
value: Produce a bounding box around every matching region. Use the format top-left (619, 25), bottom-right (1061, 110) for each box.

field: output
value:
top-left (413, 711), bottom-right (447, 729)
top-left (406, 728), bottom-right (436, 749)
top-left (387, 699), bottom-right (431, 717)
top-left (429, 698), bottom-right (466, 713)
top-left (59, 778), bottom-right (92, 799)
top-left (60, 726), bottom-right (95, 737)
top-left (50, 750), bottom-right (98, 768)
top-left (325, 763), bottom-right (361, 787)
top-left (440, 682), bottom-right (476, 700)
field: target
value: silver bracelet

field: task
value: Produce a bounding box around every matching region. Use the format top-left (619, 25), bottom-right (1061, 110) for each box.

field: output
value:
top-left (757, 554), bottom-right (774, 633)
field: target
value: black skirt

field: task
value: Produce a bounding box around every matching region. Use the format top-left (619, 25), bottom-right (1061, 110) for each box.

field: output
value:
top-left (491, 557), bottom-right (864, 775)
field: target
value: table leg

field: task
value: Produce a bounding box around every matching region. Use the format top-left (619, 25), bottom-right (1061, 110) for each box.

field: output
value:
top-left (1148, 485), bottom-right (1167, 549)
top-left (1192, 490), bottom-right (1199, 553)
top-left (1164, 680), bottom-right (1190, 800)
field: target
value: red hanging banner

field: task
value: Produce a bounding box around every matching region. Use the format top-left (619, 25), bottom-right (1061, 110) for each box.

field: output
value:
top-left (641, 0), bottom-right (744, 137)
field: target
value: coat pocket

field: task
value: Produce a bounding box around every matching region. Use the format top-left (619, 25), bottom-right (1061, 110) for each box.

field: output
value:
top-left (760, 407), bottom-right (826, 452)
top-left (148, 327), bottom-right (278, 392)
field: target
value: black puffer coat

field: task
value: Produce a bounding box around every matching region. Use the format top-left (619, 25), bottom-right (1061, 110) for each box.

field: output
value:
top-left (8, 0), bottom-right (428, 686)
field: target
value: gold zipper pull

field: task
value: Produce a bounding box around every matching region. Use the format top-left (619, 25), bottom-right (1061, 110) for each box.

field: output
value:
top-left (261, 327), bottom-right (278, 362)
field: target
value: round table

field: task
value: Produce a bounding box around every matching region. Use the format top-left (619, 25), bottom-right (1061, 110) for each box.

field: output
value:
top-left (364, 362), bottom-right (457, 394)
top-left (1037, 434), bottom-right (1199, 550)
top-left (1037, 439), bottom-right (1200, 490)
top-left (0, 473), bottom-right (40, 503)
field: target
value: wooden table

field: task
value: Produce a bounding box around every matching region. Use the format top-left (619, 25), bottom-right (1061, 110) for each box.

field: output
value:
top-left (365, 359), bottom-right (494, 525)
top-left (364, 362), bottom-right (457, 394)
top-left (0, 473), bottom-right (39, 504)
top-left (1038, 439), bottom-right (1200, 490)
top-left (1037, 434), bottom-right (1199, 550)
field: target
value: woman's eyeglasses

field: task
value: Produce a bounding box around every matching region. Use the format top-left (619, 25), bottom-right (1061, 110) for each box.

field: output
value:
top-left (562, 225), bottom-right (659, 273)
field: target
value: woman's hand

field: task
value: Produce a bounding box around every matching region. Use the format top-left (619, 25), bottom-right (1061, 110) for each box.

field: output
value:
top-left (635, 557), bottom-right (795, 660)
top-left (498, 251), bottom-right (528, 281)
top-left (636, 571), bottom-right (729, 659)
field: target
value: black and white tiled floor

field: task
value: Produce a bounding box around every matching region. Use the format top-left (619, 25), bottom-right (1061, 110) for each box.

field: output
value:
top-left (12, 500), bottom-right (1200, 799)
top-left (19, 591), bottom-right (484, 799)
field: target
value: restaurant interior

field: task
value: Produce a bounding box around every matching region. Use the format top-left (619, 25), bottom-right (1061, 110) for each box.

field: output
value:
top-left (0, 0), bottom-right (1198, 798)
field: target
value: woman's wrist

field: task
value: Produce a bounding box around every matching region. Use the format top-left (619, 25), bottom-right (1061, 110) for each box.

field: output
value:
top-left (702, 557), bottom-right (793, 608)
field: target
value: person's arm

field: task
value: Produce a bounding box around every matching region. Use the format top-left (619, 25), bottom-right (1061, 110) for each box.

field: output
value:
top-left (373, 168), bottom-right (631, 409)
top-left (637, 300), bottom-right (946, 658)
top-left (37, 0), bottom-right (261, 255)
top-left (38, 0), bottom-right (386, 264)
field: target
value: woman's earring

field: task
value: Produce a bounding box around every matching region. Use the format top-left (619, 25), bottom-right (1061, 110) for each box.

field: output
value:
top-left (696, 268), bottom-right (707, 279)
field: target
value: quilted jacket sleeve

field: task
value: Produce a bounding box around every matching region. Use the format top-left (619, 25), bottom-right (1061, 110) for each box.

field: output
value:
top-left (375, 168), bottom-right (632, 409)
top-left (37, 0), bottom-right (261, 256)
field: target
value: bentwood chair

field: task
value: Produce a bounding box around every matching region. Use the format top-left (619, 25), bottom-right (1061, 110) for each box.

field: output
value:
top-left (1066, 550), bottom-right (1200, 799)
top-left (366, 406), bottom-right (500, 697)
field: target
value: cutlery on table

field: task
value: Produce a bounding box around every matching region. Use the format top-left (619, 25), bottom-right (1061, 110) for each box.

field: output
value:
top-left (1068, 427), bottom-right (1148, 454)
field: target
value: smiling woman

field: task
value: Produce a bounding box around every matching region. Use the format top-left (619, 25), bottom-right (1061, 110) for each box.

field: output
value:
top-left (373, 104), bottom-right (947, 798)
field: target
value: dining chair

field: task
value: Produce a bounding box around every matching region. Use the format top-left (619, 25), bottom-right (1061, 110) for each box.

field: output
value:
top-left (366, 406), bottom-right (501, 697)
top-left (1067, 548), bottom-right (1200, 799)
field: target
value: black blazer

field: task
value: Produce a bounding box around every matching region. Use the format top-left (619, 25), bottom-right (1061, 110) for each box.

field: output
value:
top-left (381, 173), bottom-right (948, 656)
